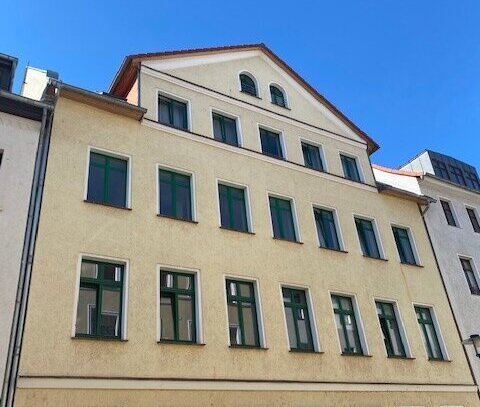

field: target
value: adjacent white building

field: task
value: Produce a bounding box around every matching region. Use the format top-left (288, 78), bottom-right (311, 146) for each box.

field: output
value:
top-left (374, 150), bottom-right (480, 390)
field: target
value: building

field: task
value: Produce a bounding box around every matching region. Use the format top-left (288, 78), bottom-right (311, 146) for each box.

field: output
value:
top-left (0, 54), bottom-right (54, 402)
top-left (375, 150), bottom-right (480, 392)
top-left (10, 45), bottom-right (479, 406)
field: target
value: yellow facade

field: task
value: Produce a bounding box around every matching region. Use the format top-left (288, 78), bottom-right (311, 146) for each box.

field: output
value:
top-left (15, 47), bottom-right (478, 406)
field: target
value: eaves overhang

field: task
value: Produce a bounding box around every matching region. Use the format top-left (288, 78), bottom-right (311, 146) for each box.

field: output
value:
top-left (376, 181), bottom-right (436, 205)
top-left (0, 90), bottom-right (52, 121)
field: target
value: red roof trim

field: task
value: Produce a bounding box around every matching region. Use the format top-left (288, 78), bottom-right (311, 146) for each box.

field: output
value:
top-left (372, 164), bottom-right (423, 177)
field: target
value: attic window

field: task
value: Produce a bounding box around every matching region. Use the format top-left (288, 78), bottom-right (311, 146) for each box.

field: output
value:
top-left (270, 85), bottom-right (287, 108)
top-left (239, 73), bottom-right (257, 97)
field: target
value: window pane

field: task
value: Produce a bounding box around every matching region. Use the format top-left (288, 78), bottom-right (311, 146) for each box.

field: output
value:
top-left (386, 319), bottom-right (405, 356)
top-left (178, 294), bottom-right (194, 341)
top-left (284, 307), bottom-right (298, 349)
top-left (425, 324), bottom-right (442, 359)
top-left (315, 209), bottom-right (340, 250)
top-left (334, 314), bottom-right (348, 352)
top-left (160, 295), bottom-right (175, 340)
top-left (76, 286), bottom-right (97, 335)
top-left (241, 302), bottom-right (258, 346)
top-left (219, 192), bottom-right (230, 227)
top-left (341, 155), bottom-right (361, 182)
top-left (441, 200), bottom-right (456, 226)
top-left (176, 185), bottom-right (192, 220)
top-left (87, 164), bottom-right (105, 202)
top-left (177, 274), bottom-right (192, 290)
top-left (260, 129), bottom-right (283, 158)
top-left (100, 288), bottom-right (121, 337)
top-left (107, 165), bottom-right (127, 207)
top-left (213, 115), bottom-right (223, 141)
top-left (239, 282), bottom-right (253, 298)
top-left (159, 179), bottom-right (173, 216)
top-left (228, 303), bottom-right (241, 345)
top-left (344, 315), bottom-right (361, 353)
top-left (240, 74), bottom-right (257, 96)
top-left (160, 272), bottom-right (174, 288)
top-left (172, 101), bottom-right (187, 129)
top-left (159, 98), bottom-right (171, 124)
top-left (339, 297), bottom-right (352, 311)
top-left (296, 309), bottom-right (312, 348)
top-left (81, 262), bottom-right (98, 279)
top-left (103, 264), bottom-right (122, 282)
top-left (223, 117), bottom-right (238, 146)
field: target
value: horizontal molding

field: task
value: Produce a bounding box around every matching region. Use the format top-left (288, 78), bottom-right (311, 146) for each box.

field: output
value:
top-left (18, 376), bottom-right (477, 393)
top-left (141, 119), bottom-right (377, 193)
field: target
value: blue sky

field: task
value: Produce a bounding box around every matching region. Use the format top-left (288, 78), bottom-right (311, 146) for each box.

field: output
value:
top-left (2, 0), bottom-right (479, 169)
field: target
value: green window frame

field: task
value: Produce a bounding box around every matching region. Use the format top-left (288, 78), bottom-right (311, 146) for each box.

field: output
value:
top-left (226, 280), bottom-right (260, 347)
top-left (270, 85), bottom-right (286, 107)
top-left (159, 271), bottom-right (196, 343)
top-left (218, 184), bottom-right (249, 232)
top-left (158, 94), bottom-right (188, 130)
top-left (440, 200), bottom-right (457, 226)
top-left (331, 294), bottom-right (363, 355)
top-left (75, 259), bottom-right (124, 339)
top-left (467, 208), bottom-right (480, 233)
top-left (87, 151), bottom-right (128, 207)
top-left (415, 306), bottom-right (444, 360)
top-left (158, 168), bottom-right (193, 221)
top-left (282, 287), bottom-right (314, 351)
top-left (376, 301), bottom-right (406, 358)
top-left (239, 73), bottom-right (257, 96)
top-left (212, 113), bottom-right (239, 146)
top-left (269, 196), bottom-right (297, 242)
top-left (314, 207), bottom-right (341, 250)
top-left (460, 258), bottom-right (480, 295)
top-left (355, 217), bottom-right (381, 258)
top-left (340, 154), bottom-right (361, 182)
top-left (392, 226), bottom-right (418, 265)
top-left (302, 142), bottom-right (324, 172)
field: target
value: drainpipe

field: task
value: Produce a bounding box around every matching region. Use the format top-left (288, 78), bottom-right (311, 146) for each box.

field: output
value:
top-left (1, 97), bottom-right (55, 407)
top-left (418, 202), bottom-right (480, 398)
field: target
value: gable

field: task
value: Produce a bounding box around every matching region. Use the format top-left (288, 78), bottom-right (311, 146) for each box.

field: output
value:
top-left (109, 44), bottom-right (378, 153)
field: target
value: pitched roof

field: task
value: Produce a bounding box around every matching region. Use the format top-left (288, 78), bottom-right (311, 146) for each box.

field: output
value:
top-left (109, 43), bottom-right (379, 153)
top-left (372, 164), bottom-right (424, 177)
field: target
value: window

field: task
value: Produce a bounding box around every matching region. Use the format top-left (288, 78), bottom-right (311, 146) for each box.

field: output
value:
top-left (449, 165), bottom-right (466, 186)
top-left (0, 59), bottom-right (14, 91)
top-left (415, 306), bottom-right (444, 360)
top-left (460, 258), bottom-right (480, 295)
top-left (392, 226), bottom-right (418, 265)
top-left (226, 280), bottom-right (260, 347)
top-left (376, 301), bottom-right (406, 358)
top-left (340, 154), bottom-right (362, 182)
top-left (331, 295), bottom-right (363, 355)
top-left (75, 259), bottom-right (124, 339)
top-left (0, 150), bottom-right (3, 168)
top-left (87, 151), bottom-right (128, 207)
top-left (440, 200), bottom-right (457, 226)
top-left (239, 73), bottom-right (257, 96)
top-left (466, 208), bottom-right (480, 233)
top-left (465, 171), bottom-right (480, 190)
top-left (302, 142), bottom-right (324, 171)
top-left (269, 196), bottom-right (297, 242)
top-left (158, 94), bottom-right (188, 130)
top-left (270, 85), bottom-right (286, 107)
top-left (260, 128), bottom-right (284, 159)
top-left (431, 159), bottom-right (450, 180)
top-left (355, 217), bottom-right (382, 258)
top-left (282, 288), bottom-right (314, 351)
top-left (314, 207), bottom-right (341, 250)
top-left (158, 168), bottom-right (193, 221)
top-left (212, 112), bottom-right (238, 146)
top-left (218, 184), bottom-right (249, 232)
top-left (159, 271), bottom-right (196, 342)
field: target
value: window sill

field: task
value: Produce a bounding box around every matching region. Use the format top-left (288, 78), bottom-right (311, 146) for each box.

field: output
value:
top-left (229, 345), bottom-right (268, 350)
top-left (219, 226), bottom-right (255, 235)
top-left (157, 120), bottom-right (190, 133)
top-left (272, 237), bottom-right (303, 245)
top-left (157, 214), bottom-right (198, 224)
top-left (400, 262), bottom-right (424, 268)
top-left (84, 200), bottom-right (131, 211)
top-left (341, 352), bottom-right (372, 357)
top-left (262, 152), bottom-right (286, 160)
top-left (72, 335), bottom-right (127, 342)
top-left (362, 255), bottom-right (388, 262)
top-left (157, 340), bottom-right (205, 346)
top-left (240, 90), bottom-right (261, 99)
top-left (289, 349), bottom-right (323, 354)
top-left (387, 355), bottom-right (415, 360)
top-left (271, 102), bottom-right (291, 111)
top-left (428, 357), bottom-right (451, 362)
top-left (319, 246), bottom-right (348, 254)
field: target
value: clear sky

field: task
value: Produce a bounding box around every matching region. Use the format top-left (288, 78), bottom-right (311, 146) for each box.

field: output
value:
top-left (2, 0), bottom-right (479, 169)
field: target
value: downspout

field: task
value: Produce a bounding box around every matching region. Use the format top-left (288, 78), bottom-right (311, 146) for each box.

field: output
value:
top-left (418, 202), bottom-right (480, 398)
top-left (0, 96), bottom-right (55, 407)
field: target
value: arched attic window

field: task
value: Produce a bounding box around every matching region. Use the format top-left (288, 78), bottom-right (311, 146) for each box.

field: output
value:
top-left (270, 84), bottom-right (287, 108)
top-left (239, 73), bottom-right (258, 97)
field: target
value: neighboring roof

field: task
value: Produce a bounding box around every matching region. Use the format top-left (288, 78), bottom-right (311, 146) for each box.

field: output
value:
top-left (376, 181), bottom-right (435, 205)
top-left (50, 80), bottom-right (146, 121)
top-left (372, 164), bottom-right (423, 178)
top-left (0, 89), bottom-right (51, 121)
top-left (109, 43), bottom-right (379, 153)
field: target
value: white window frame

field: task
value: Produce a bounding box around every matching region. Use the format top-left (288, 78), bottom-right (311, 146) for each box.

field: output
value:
top-left (438, 197), bottom-right (460, 228)
top-left (390, 223), bottom-right (422, 266)
top-left (216, 178), bottom-right (253, 233)
top-left (267, 191), bottom-right (301, 242)
top-left (465, 204), bottom-right (480, 232)
top-left (72, 253), bottom-right (130, 340)
top-left (300, 137), bottom-right (328, 172)
top-left (209, 107), bottom-right (244, 147)
top-left (328, 290), bottom-right (370, 355)
top-left (84, 146), bottom-right (132, 208)
top-left (311, 203), bottom-right (345, 251)
top-left (223, 274), bottom-right (266, 348)
top-left (279, 283), bottom-right (321, 352)
top-left (156, 89), bottom-right (192, 132)
top-left (268, 81), bottom-right (289, 108)
top-left (238, 70), bottom-right (260, 97)
top-left (352, 214), bottom-right (386, 259)
top-left (257, 123), bottom-right (287, 160)
top-left (156, 264), bottom-right (203, 344)
top-left (339, 151), bottom-right (365, 182)
top-left (412, 302), bottom-right (449, 361)
top-left (458, 254), bottom-right (480, 294)
top-left (373, 297), bottom-right (412, 358)
top-left (156, 163), bottom-right (197, 222)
